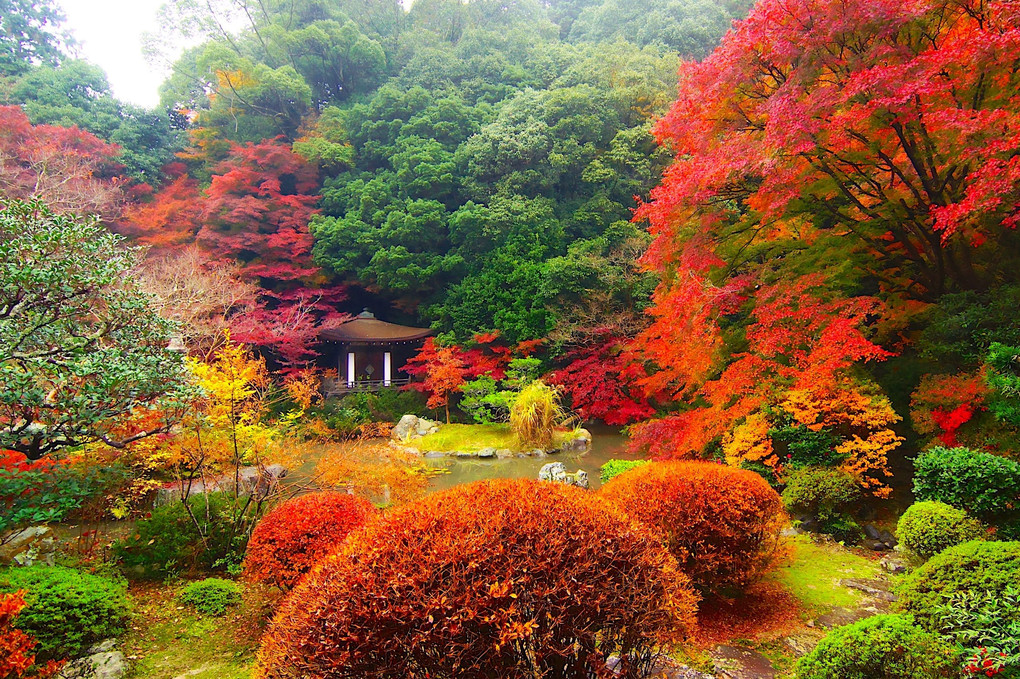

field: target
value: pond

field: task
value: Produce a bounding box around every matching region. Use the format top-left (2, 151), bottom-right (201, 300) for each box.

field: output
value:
top-left (423, 425), bottom-right (643, 492)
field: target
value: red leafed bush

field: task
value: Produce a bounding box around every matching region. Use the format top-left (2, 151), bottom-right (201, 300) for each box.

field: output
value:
top-left (255, 479), bottom-right (698, 679)
top-left (243, 492), bottom-right (377, 590)
top-left (600, 462), bottom-right (787, 592)
top-left (1, 591), bottom-right (35, 678)
top-left (0, 590), bottom-right (58, 679)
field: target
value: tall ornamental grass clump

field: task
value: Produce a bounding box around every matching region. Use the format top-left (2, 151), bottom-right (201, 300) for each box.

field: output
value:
top-left (599, 461), bottom-right (787, 592)
top-left (509, 381), bottom-right (567, 448)
top-left (256, 479), bottom-right (698, 679)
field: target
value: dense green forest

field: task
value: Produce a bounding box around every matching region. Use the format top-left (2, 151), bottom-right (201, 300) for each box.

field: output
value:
top-left (2, 0), bottom-right (748, 347)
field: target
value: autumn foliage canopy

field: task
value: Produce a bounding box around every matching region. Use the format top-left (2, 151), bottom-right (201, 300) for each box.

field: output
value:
top-left (244, 491), bottom-right (377, 591)
top-left (600, 461), bottom-right (787, 591)
top-left (256, 479), bottom-right (698, 679)
top-left (627, 0), bottom-right (1020, 453)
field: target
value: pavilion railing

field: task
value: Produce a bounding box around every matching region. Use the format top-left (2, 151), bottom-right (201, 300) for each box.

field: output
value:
top-left (323, 376), bottom-right (412, 396)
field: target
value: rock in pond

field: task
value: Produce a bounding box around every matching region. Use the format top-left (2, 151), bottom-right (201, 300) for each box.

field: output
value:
top-left (538, 462), bottom-right (590, 489)
top-left (391, 414), bottom-right (440, 441)
top-left (558, 428), bottom-right (592, 453)
top-left (154, 464), bottom-right (288, 506)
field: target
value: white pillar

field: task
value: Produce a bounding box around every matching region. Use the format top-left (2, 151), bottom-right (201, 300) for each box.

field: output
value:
top-left (384, 351), bottom-right (392, 386)
top-left (346, 352), bottom-right (355, 387)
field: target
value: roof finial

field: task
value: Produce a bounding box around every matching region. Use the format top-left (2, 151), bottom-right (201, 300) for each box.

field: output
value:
top-left (358, 308), bottom-right (376, 319)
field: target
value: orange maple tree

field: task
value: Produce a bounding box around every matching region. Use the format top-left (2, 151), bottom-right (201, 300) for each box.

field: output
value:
top-left (404, 338), bottom-right (469, 423)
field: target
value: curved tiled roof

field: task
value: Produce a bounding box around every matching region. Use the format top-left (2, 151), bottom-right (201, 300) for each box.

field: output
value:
top-left (319, 309), bottom-right (433, 344)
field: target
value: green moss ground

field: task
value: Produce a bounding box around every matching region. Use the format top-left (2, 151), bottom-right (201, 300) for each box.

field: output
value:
top-left (405, 423), bottom-right (574, 453)
top-left (771, 534), bottom-right (884, 616)
top-left (122, 582), bottom-right (278, 679)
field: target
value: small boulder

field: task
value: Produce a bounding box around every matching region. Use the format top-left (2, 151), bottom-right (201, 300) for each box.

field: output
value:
top-left (538, 462), bottom-right (590, 489)
top-left (415, 418), bottom-right (439, 437)
top-left (392, 414), bottom-right (419, 441)
top-left (477, 448), bottom-right (497, 458)
top-left (58, 640), bottom-right (128, 679)
top-left (559, 428), bottom-right (592, 453)
top-left (391, 414), bottom-right (440, 441)
top-left (880, 554), bottom-right (909, 574)
top-left (0, 525), bottom-right (53, 565)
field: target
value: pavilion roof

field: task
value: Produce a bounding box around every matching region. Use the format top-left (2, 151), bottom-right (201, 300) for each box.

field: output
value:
top-left (319, 309), bottom-right (433, 345)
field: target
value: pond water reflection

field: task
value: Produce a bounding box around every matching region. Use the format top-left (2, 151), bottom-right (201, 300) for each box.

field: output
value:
top-left (424, 425), bottom-right (643, 492)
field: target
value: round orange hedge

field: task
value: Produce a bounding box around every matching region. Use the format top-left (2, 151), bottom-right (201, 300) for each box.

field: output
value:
top-left (599, 461), bottom-right (787, 591)
top-left (243, 491), bottom-right (376, 590)
top-left (256, 479), bottom-right (697, 679)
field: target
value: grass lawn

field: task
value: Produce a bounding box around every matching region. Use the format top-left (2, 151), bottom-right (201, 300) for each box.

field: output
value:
top-left (122, 582), bottom-right (279, 679)
top-left (405, 422), bottom-right (575, 453)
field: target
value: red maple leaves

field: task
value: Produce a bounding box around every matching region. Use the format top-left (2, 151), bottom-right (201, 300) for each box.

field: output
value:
top-left (0, 106), bottom-right (126, 220)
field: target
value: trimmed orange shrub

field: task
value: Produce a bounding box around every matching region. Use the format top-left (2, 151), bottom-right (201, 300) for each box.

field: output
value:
top-left (256, 479), bottom-right (698, 679)
top-left (599, 461), bottom-right (787, 591)
top-left (243, 492), bottom-right (376, 590)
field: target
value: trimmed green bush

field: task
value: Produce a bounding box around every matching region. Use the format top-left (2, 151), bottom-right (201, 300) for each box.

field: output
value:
top-left (913, 446), bottom-right (1020, 523)
top-left (796, 614), bottom-right (957, 679)
top-left (0, 565), bottom-right (129, 661)
top-left (599, 459), bottom-right (649, 484)
top-left (782, 466), bottom-right (864, 542)
top-left (113, 492), bottom-right (253, 579)
top-left (897, 540), bottom-right (1020, 629)
top-left (179, 578), bottom-right (241, 616)
top-left (897, 501), bottom-right (985, 559)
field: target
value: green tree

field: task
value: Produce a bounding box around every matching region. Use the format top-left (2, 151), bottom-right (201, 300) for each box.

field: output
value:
top-left (0, 200), bottom-right (191, 459)
top-left (10, 60), bottom-right (183, 182)
top-left (0, 0), bottom-right (71, 77)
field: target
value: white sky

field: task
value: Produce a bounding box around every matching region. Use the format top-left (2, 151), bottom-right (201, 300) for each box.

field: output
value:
top-left (57, 0), bottom-right (172, 108)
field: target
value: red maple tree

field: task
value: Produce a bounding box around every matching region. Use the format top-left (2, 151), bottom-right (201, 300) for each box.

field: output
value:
top-left (0, 106), bottom-right (125, 219)
top-left (638, 0), bottom-right (1020, 299)
top-left (124, 138), bottom-right (346, 366)
top-left (404, 338), bottom-right (469, 423)
top-left (548, 335), bottom-right (654, 426)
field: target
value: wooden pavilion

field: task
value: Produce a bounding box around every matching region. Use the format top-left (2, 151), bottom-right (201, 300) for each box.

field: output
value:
top-left (318, 309), bottom-right (433, 394)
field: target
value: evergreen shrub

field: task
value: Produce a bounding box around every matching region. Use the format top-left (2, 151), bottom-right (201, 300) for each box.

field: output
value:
top-left (0, 565), bottom-right (129, 661)
top-left (896, 501), bottom-right (985, 559)
top-left (796, 614), bottom-right (957, 679)
top-left (781, 466), bottom-right (863, 540)
top-left (179, 578), bottom-right (241, 616)
top-left (897, 540), bottom-right (1020, 629)
top-left (913, 446), bottom-right (1020, 523)
top-left (599, 459), bottom-right (649, 483)
top-left (113, 492), bottom-right (253, 579)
